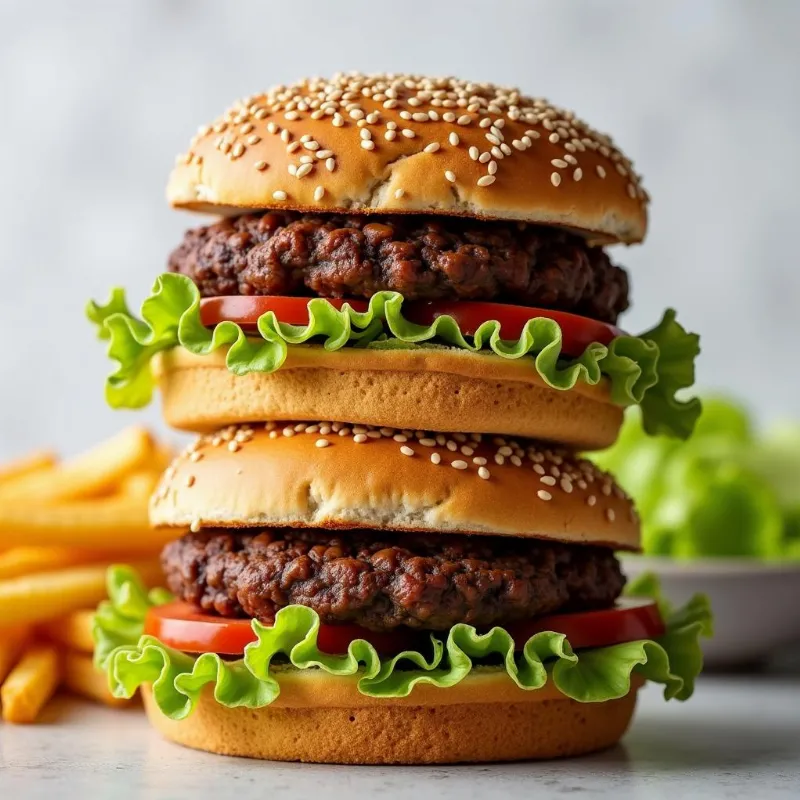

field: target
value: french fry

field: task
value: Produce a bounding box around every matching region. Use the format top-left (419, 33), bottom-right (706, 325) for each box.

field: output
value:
top-left (0, 547), bottom-right (106, 581)
top-left (0, 494), bottom-right (176, 552)
top-left (62, 650), bottom-right (131, 707)
top-left (0, 426), bottom-right (154, 504)
top-left (118, 470), bottom-right (161, 502)
top-left (0, 626), bottom-right (30, 683)
top-left (0, 451), bottom-right (57, 485)
top-left (39, 609), bottom-right (96, 654)
top-left (1, 643), bottom-right (61, 723)
top-left (0, 559), bottom-right (162, 627)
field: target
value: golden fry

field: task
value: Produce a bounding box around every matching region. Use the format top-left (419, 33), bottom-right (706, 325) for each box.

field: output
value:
top-left (39, 609), bottom-right (96, 654)
top-left (0, 547), bottom-right (106, 581)
top-left (117, 470), bottom-right (161, 502)
top-left (0, 494), bottom-right (176, 552)
top-left (1, 643), bottom-right (61, 723)
top-left (62, 650), bottom-right (132, 707)
top-left (0, 626), bottom-right (30, 684)
top-left (0, 450), bottom-right (57, 485)
top-left (0, 559), bottom-right (161, 627)
top-left (0, 426), bottom-right (154, 504)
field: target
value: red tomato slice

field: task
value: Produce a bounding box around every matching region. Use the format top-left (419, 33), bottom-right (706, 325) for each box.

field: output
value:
top-left (504, 597), bottom-right (665, 651)
top-left (144, 598), bottom-right (663, 657)
top-left (198, 296), bottom-right (622, 359)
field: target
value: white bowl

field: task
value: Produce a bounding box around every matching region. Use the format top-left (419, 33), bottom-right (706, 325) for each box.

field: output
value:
top-left (621, 556), bottom-right (800, 668)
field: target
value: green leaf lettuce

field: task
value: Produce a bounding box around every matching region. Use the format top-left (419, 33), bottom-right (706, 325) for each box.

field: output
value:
top-left (94, 566), bottom-right (712, 721)
top-left (87, 273), bottom-right (701, 439)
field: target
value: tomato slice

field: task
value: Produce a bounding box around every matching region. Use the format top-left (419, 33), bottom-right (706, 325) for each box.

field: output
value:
top-left (198, 296), bottom-right (622, 359)
top-left (144, 598), bottom-right (663, 657)
top-left (504, 597), bottom-right (665, 651)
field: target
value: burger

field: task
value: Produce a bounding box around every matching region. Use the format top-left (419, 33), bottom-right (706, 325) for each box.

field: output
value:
top-left (89, 72), bottom-right (711, 764)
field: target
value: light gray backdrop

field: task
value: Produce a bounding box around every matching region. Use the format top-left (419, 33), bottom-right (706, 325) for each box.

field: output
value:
top-left (1, 0), bottom-right (798, 458)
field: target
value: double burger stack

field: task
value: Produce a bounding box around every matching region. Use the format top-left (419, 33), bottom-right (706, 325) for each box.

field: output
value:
top-left (90, 72), bottom-right (710, 764)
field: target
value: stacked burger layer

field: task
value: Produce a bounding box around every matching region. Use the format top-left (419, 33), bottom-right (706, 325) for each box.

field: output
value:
top-left (89, 73), bottom-right (711, 764)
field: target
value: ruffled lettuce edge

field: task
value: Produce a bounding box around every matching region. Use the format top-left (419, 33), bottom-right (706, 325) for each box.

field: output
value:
top-left (93, 566), bottom-right (712, 721)
top-left (87, 274), bottom-right (701, 439)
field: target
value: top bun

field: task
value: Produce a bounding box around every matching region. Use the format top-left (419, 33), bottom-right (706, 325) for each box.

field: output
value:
top-left (168, 72), bottom-right (648, 244)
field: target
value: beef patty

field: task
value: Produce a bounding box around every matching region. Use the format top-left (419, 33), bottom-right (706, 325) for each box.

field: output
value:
top-left (169, 212), bottom-right (630, 324)
top-left (161, 528), bottom-right (625, 632)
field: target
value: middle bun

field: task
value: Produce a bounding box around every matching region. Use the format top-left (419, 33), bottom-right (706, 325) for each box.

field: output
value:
top-left (151, 422), bottom-right (639, 551)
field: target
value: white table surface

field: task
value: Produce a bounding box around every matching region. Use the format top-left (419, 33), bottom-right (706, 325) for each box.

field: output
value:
top-left (1, 675), bottom-right (798, 799)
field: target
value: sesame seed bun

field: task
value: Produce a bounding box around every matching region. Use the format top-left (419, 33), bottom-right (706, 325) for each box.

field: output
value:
top-left (142, 672), bottom-right (642, 763)
top-left (168, 72), bottom-right (648, 244)
top-left (153, 345), bottom-right (624, 451)
top-left (149, 422), bottom-right (639, 551)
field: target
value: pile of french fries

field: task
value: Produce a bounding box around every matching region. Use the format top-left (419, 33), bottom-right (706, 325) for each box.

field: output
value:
top-left (0, 427), bottom-right (175, 723)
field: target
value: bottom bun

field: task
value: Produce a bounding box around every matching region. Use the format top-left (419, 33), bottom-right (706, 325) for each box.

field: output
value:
top-left (142, 674), bottom-right (640, 764)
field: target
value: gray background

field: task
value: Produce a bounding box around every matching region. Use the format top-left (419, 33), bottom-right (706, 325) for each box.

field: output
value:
top-left (1, 0), bottom-right (798, 458)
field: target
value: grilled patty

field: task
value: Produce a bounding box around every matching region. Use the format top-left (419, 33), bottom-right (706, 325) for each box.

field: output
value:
top-left (169, 212), bottom-right (629, 324)
top-left (161, 528), bottom-right (625, 632)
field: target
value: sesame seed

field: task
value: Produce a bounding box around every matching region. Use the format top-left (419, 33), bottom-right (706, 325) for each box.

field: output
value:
top-left (423, 142), bottom-right (440, 153)
top-left (384, 129), bottom-right (397, 141)
top-left (282, 427), bottom-right (295, 437)
top-left (561, 478), bottom-right (573, 493)
top-left (449, 132), bottom-right (460, 146)
top-left (510, 455), bottom-right (522, 467)
top-left (273, 190), bottom-right (287, 201)
top-left (267, 122), bottom-right (278, 134)
top-left (190, 519), bottom-right (202, 533)
top-left (628, 183), bottom-right (637, 198)
top-left (393, 434), bottom-right (408, 443)
top-left (479, 117), bottom-right (492, 128)
top-left (479, 151), bottom-right (491, 163)
top-left (473, 457), bottom-right (487, 466)
top-left (469, 146), bottom-right (479, 160)
top-left (485, 133), bottom-right (501, 146)
top-left (445, 170), bottom-right (456, 183)
top-left (498, 446), bottom-right (513, 457)
top-left (446, 440), bottom-right (458, 452)
top-left (338, 427), bottom-right (351, 437)
top-left (573, 168), bottom-right (583, 181)
top-left (419, 438), bottom-right (436, 447)
top-left (491, 146), bottom-right (505, 160)
top-left (431, 452), bottom-right (442, 465)
top-left (477, 175), bottom-right (496, 187)
top-left (295, 163), bottom-right (313, 178)
top-left (325, 158), bottom-right (336, 172)
top-left (551, 158), bottom-right (568, 168)
top-left (606, 508), bottom-right (616, 522)
top-left (284, 110), bottom-right (299, 120)
top-left (460, 445), bottom-right (474, 456)
top-left (314, 186), bottom-right (325, 201)
top-left (185, 475), bottom-right (196, 487)
top-left (533, 463), bottom-right (545, 475)
top-left (550, 172), bottom-right (562, 187)
top-left (400, 446), bottom-right (415, 457)
top-left (401, 129), bottom-right (415, 139)
top-left (353, 434), bottom-right (368, 443)
top-left (457, 115), bottom-right (472, 125)
top-left (254, 161), bottom-right (268, 171)
top-left (478, 466), bottom-right (491, 480)
top-left (228, 440), bottom-right (240, 452)
top-left (316, 150), bottom-right (333, 159)
top-left (587, 495), bottom-right (597, 507)
top-left (315, 439), bottom-right (330, 448)
top-left (452, 460), bottom-right (468, 470)
top-left (189, 452), bottom-right (203, 462)
top-left (540, 475), bottom-right (557, 486)
top-left (247, 135), bottom-right (261, 145)
top-left (412, 112), bottom-right (429, 122)
top-left (280, 130), bottom-right (291, 143)
top-left (488, 161), bottom-right (498, 175)
top-left (494, 454), bottom-right (505, 465)
top-left (549, 133), bottom-right (560, 144)
top-left (360, 128), bottom-right (371, 140)
top-left (537, 490), bottom-right (553, 501)
top-left (361, 140), bottom-right (375, 150)
top-left (394, 188), bottom-right (405, 199)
